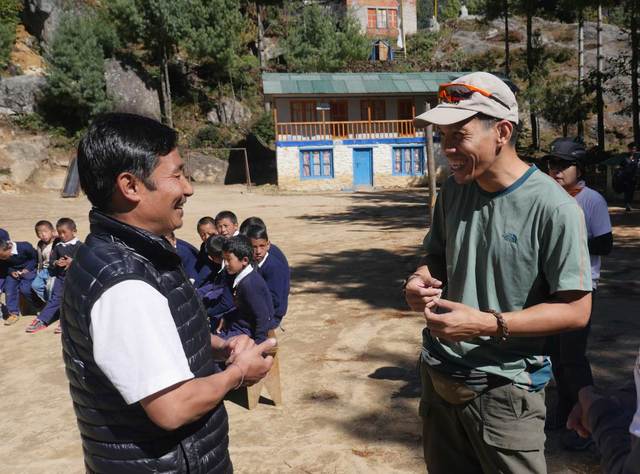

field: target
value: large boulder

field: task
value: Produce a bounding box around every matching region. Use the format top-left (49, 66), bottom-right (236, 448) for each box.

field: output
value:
top-left (0, 131), bottom-right (50, 189)
top-left (207, 97), bottom-right (252, 125)
top-left (186, 151), bottom-right (229, 184)
top-left (0, 75), bottom-right (46, 115)
top-left (104, 59), bottom-right (162, 121)
top-left (22, 0), bottom-right (67, 46)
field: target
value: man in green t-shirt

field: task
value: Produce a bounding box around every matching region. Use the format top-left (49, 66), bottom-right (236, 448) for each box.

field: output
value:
top-left (406, 72), bottom-right (592, 473)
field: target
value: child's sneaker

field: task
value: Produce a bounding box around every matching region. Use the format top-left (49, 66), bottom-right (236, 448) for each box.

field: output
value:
top-left (25, 319), bottom-right (48, 333)
top-left (4, 313), bottom-right (20, 326)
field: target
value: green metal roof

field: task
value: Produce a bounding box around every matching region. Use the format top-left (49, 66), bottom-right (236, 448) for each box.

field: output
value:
top-left (262, 72), bottom-right (468, 97)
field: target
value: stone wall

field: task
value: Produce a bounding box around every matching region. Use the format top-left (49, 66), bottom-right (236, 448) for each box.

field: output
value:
top-left (276, 139), bottom-right (430, 191)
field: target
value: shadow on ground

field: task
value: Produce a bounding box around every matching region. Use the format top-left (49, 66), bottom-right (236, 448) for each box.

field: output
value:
top-left (291, 247), bottom-right (421, 310)
top-left (297, 190), bottom-right (431, 231)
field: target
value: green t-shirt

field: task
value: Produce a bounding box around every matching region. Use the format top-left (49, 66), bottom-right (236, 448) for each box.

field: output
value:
top-left (421, 165), bottom-right (592, 390)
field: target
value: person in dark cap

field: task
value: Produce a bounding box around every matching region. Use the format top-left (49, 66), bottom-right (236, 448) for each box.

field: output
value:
top-left (405, 72), bottom-right (592, 473)
top-left (544, 137), bottom-right (613, 450)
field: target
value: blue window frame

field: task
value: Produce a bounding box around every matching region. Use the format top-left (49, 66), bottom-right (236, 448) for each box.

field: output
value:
top-left (392, 146), bottom-right (424, 176)
top-left (300, 149), bottom-right (334, 179)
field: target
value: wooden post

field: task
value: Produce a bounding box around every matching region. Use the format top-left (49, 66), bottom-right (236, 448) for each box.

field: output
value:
top-left (243, 148), bottom-right (252, 191)
top-left (272, 106), bottom-right (278, 141)
top-left (425, 102), bottom-right (437, 222)
top-left (367, 104), bottom-right (372, 138)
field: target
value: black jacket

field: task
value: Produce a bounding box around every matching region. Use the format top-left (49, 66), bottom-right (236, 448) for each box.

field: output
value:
top-left (61, 210), bottom-right (232, 474)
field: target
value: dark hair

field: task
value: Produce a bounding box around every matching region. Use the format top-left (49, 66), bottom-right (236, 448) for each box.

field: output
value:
top-left (77, 113), bottom-right (178, 211)
top-left (0, 239), bottom-right (11, 251)
top-left (629, 142), bottom-right (637, 150)
top-left (197, 216), bottom-right (216, 229)
top-left (56, 217), bottom-right (77, 232)
top-left (239, 216), bottom-right (266, 234)
top-left (222, 235), bottom-right (254, 263)
top-left (35, 220), bottom-right (54, 230)
top-left (215, 210), bottom-right (238, 225)
top-left (475, 113), bottom-right (519, 147)
top-left (244, 225), bottom-right (268, 241)
top-left (205, 235), bottom-right (226, 258)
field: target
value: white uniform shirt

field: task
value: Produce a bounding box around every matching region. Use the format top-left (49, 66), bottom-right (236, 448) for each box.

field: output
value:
top-left (574, 185), bottom-right (612, 288)
top-left (630, 349), bottom-right (640, 438)
top-left (90, 280), bottom-right (194, 404)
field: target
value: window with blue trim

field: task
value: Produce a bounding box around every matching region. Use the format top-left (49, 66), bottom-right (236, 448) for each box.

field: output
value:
top-left (393, 147), bottom-right (424, 176)
top-left (300, 149), bottom-right (333, 179)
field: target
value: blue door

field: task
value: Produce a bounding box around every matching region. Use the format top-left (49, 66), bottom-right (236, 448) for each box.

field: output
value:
top-left (353, 148), bottom-right (373, 186)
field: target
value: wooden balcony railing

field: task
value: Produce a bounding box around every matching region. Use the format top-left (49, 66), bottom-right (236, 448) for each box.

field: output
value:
top-left (276, 119), bottom-right (422, 142)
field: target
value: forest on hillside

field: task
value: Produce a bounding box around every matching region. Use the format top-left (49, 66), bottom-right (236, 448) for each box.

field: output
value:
top-left (0, 0), bottom-right (638, 155)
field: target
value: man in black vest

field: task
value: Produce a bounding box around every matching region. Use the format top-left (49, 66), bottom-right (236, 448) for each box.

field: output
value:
top-left (61, 113), bottom-right (275, 473)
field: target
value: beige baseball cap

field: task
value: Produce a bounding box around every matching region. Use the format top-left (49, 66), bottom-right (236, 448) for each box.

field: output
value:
top-left (415, 72), bottom-right (519, 127)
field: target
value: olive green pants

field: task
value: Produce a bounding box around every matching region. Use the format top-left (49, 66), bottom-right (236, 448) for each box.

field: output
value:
top-left (420, 362), bottom-right (547, 474)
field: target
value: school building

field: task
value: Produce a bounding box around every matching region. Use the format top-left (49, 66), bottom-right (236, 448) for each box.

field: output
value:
top-left (262, 72), bottom-right (464, 191)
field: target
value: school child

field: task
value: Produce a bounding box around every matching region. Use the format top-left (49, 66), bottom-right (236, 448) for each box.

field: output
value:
top-left (239, 216), bottom-right (289, 267)
top-left (215, 211), bottom-right (240, 238)
top-left (26, 218), bottom-right (81, 333)
top-left (195, 216), bottom-right (219, 287)
top-left (0, 228), bottom-right (38, 325)
top-left (197, 235), bottom-right (234, 332)
top-left (219, 235), bottom-right (274, 343)
top-left (244, 225), bottom-right (290, 326)
top-left (166, 231), bottom-right (199, 283)
top-left (31, 220), bottom-right (58, 302)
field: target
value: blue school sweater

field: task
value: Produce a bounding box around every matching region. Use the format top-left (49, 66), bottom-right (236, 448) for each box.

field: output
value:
top-left (269, 243), bottom-right (289, 266)
top-left (258, 253), bottom-right (290, 323)
top-left (175, 239), bottom-right (199, 282)
top-left (3, 241), bottom-right (37, 273)
top-left (49, 240), bottom-right (82, 277)
top-left (194, 242), bottom-right (217, 287)
top-left (225, 268), bottom-right (274, 343)
top-left (197, 266), bottom-right (235, 330)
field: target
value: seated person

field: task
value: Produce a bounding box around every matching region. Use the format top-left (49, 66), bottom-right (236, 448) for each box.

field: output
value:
top-left (239, 216), bottom-right (289, 267)
top-left (166, 231), bottom-right (199, 284)
top-left (219, 235), bottom-right (274, 343)
top-left (31, 220), bottom-right (58, 303)
top-left (195, 216), bottom-right (218, 287)
top-left (215, 210), bottom-right (240, 238)
top-left (245, 225), bottom-right (290, 326)
top-left (0, 229), bottom-right (37, 325)
top-left (26, 218), bottom-right (81, 333)
top-left (197, 235), bottom-right (235, 332)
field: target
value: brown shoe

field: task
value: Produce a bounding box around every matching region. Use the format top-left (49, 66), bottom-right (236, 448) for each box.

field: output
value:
top-left (4, 313), bottom-right (20, 326)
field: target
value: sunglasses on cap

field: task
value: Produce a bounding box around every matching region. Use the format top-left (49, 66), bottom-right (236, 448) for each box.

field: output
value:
top-left (438, 83), bottom-right (511, 111)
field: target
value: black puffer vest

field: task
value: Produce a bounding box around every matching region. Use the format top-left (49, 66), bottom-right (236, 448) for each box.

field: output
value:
top-left (61, 210), bottom-right (232, 474)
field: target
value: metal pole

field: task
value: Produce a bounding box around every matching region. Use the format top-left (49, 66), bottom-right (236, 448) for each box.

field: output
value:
top-left (243, 148), bottom-right (252, 191)
top-left (425, 102), bottom-right (437, 222)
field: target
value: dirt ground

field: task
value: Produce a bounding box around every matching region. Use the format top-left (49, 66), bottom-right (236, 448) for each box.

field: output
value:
top-left (0, 184), bottom-right (638, 474)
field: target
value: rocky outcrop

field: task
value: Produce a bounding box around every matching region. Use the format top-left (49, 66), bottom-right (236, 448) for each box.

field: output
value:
top-left (0, 128), bottom-right (50, 189)
top-left (207, 97), bottom-right (252, 125)
top-left (104, 59), bottom-right (162, 121)
top-left (0, 75), bottom-right (46, 115)
top-left (186, 151), bottom-right (229, 184)
top-left (22, 0), bottom-right (67, 46)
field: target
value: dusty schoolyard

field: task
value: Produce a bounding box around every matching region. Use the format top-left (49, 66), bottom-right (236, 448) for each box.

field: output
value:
top-left (0, 184), bottom-right (638, 474)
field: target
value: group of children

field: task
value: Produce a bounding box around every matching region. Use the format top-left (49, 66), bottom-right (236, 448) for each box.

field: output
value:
top-left (181, 211), bottom-right (291, 343)
top-left (0, 218), bottom-right (80, 333)
top-left (0, 210), bottom-right (290, 343)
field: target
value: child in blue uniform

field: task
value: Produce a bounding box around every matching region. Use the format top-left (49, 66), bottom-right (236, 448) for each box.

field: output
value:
top-left (166, 231), bottom-right (199, 283)
top-left (239, 216), bottom-right (289, 267)
top-left (219, 235), bottom-right (274, 343)
top-left (195, 216), bottom-right (218, 286)
top-left (31, 220), bottom-right (58, 303)
top-left (244, 225), bottom-right (290, 326)
top-left (0, 229), bottom-right (37, 325)
top-left (26, 218), bottom-right (81, 333)
top-left (197, 235), bottom-right (234, 332)
top-left (215, 210), bottom-right (240, 238)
